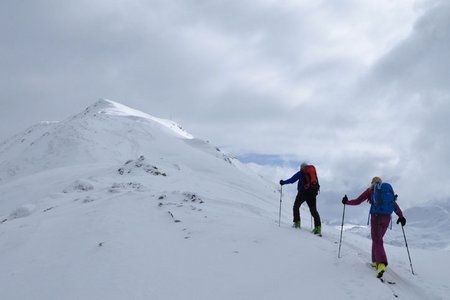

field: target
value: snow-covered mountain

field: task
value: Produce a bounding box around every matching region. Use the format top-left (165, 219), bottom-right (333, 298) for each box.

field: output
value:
top-left (0, 99), bottom-right (448, 299)
top-left (0, 99), bottom-right (222, 181)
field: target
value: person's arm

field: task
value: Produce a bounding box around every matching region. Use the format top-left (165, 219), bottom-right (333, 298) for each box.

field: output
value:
top-left (394, 202), bottom-right (406, 226)
top-left (394, 202), bottom-right (404, 218)
top-left (281, 171), bottom-right (300, 185)
top-left (346, 188), bottom-right (371, 206)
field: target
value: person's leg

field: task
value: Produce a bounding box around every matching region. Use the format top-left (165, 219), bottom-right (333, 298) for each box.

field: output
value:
top-left (306, 191), bottom-right (321, 227)
top-left (293, 192), bottom-right (306, 223)
top-left (370, 215), bottom-right (390, 265)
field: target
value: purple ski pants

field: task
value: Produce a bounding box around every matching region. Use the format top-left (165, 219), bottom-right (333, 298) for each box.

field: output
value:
top-left (371, 214), bottom-right (391, 266)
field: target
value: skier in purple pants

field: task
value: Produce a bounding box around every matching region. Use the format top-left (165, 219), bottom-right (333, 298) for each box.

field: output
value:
top-left (342, 176), bottom-right (406, 278)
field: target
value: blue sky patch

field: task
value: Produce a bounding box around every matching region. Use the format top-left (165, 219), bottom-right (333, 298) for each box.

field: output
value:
top-left (236, 153), bottom-right (299, 167)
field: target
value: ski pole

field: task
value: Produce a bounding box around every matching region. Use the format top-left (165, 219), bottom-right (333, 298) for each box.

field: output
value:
top-left (401, 225), bottom-right (415, 275)
top-left (338, 202), bottom-right (346, 258)
top-left (311, 215), bottom-right (313, 229)
top-left (278, 185), bottom-right (283, 227)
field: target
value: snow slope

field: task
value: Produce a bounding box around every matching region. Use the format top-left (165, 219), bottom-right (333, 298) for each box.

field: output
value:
top-left (0, 99), bottom-right (448, 299)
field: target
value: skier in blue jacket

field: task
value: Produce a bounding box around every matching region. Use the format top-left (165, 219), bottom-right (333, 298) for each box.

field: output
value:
top-left (280, 163), bottom-right (321, 233)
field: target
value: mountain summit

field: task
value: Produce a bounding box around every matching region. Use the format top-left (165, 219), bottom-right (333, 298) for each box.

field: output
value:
top-left (74, 99), bottom-right (194, 139)
top-left (0, 99), bottom-right (226, 182)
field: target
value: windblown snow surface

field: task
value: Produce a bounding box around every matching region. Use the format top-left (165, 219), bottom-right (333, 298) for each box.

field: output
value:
top-left (0, 99), bottom-right (448, 299)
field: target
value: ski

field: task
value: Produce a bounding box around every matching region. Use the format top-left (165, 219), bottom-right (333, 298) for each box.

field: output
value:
top-left (379, 278), bottom-right (396, 285)
top-left (368, 263), bottom-right (396, 285)
top-left (379, 278), bottom-right (399, 298)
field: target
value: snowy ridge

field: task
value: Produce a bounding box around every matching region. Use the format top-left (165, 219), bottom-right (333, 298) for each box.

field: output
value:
top-left (0, 100), bottom-right (448, 299)
top-left (0, 100), bottom-right (205, 182)
top-left (0, 121), bottom-right (59, 156)
top-left (96, 99), bottom-right (194, 139)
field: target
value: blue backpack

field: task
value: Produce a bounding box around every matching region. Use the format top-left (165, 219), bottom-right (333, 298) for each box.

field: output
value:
top-left (370, 183), bottom-right (396, 215)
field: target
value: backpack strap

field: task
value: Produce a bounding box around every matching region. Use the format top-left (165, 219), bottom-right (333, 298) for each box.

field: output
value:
top-left (373, 183), bottom-right (383, 208)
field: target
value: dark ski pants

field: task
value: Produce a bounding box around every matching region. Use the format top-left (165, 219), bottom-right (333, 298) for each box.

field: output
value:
top-left (371, 214), bottom-right (391, 266)
top-left (293, 189), bottom-right (321, 227)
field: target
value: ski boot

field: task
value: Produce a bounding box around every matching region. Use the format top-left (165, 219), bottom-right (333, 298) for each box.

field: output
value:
top-left (377, 263), bottom-right (386, 278)
top-left (293, 220), bottom-right (301, 229)
top-left (312, 226), bottom-right (321, 235)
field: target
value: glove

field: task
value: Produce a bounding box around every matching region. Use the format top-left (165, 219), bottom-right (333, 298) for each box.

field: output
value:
top-left (396, 216), bottom-right (406, 226)
top-left (342, 195), bottom-right (348, 205)
top-left (279, 180), bottom-right (284, 186)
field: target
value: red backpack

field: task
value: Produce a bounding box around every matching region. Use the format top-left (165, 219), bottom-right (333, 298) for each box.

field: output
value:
top-left (302, 165), bottom-right (320, 192)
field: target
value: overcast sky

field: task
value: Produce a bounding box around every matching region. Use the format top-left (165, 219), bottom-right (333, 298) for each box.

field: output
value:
top-left (1, 0), bottom-right (449, 213)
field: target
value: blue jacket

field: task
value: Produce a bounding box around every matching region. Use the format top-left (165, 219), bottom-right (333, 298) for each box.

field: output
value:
top-left (282, 171), bottom-right (305, 191)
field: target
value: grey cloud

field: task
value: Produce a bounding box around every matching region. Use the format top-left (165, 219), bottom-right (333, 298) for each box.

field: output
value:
top-left (0, 0), bottom-right (367, 132)
top-left (367, 3), bottom-right (450, 95)
top-left (348, 2), bottom-right (450, 204)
